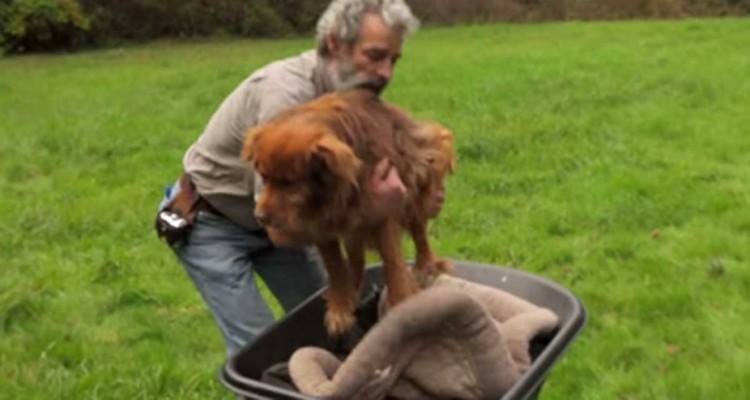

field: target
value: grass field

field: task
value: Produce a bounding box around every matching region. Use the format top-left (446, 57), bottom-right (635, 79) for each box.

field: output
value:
top-left (2, 17), bottom-right (749, 399)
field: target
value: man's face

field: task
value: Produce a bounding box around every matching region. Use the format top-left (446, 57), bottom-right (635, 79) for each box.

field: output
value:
top-left (328, 12), bottom-right (404, 95)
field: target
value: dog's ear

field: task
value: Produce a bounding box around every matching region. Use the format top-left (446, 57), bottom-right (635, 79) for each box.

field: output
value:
top-left (437, 126), bottom-right (457, 174)
top-left (242, 127), bottom-right (263, 162)
top-left (419, 122), bottom-right (457, 175)
top-left (311, 135), bottom-right (362, 189)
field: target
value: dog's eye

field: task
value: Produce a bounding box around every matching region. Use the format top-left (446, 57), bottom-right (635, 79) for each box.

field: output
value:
top-left (271, 178), bottom-right (294, 188)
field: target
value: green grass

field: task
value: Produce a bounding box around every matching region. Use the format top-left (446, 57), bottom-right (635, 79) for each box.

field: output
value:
top-left (2, 18), bottom-right (749, 399)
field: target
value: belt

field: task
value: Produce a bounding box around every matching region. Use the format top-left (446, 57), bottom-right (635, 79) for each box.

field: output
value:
top-left (194, 196), bottom-right (224, 217)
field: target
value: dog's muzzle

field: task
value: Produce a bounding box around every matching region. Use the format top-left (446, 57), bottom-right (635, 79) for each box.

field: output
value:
top-left (254, 209), bottom-right (270, 226)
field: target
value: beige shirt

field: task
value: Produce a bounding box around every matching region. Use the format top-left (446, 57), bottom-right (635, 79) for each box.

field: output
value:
top-left (183, 50), bottom-right (334, 230)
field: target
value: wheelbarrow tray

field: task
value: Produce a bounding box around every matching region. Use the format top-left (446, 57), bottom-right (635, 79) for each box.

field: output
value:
top-left (220, 260), bottom-right (586, 400)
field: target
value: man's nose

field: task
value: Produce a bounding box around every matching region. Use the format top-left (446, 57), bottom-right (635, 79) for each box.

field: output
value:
top-left (376, 61), bottom-right (393, 82)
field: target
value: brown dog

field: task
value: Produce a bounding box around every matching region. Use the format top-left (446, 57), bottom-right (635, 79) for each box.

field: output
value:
top-left (242, 90), bottom-right (455, 335)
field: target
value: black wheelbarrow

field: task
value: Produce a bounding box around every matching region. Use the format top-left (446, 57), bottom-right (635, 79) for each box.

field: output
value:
top-left (220, 260), bottom-right (587, 400)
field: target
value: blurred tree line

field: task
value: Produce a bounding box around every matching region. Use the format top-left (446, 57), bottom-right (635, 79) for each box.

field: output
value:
top-left (1, 0), bottom-right (747, 53)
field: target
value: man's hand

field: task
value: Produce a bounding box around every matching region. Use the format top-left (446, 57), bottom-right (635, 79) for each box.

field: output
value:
top-left (366, 158), bottom-right (406, 222)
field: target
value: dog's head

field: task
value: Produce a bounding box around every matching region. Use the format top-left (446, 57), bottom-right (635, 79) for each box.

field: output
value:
top-left (242, 116), bottom-right (363, 245)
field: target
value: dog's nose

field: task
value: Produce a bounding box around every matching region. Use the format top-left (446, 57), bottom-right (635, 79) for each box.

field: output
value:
top-left (254, 210), bottom-right (270, 226)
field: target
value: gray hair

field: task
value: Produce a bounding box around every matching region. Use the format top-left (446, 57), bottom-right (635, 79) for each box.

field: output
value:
top-left (316, 0), bottom-right (420, 56)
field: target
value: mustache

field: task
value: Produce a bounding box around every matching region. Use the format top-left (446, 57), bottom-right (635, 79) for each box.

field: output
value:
top-left (356, 78), bottom-right (388, 94)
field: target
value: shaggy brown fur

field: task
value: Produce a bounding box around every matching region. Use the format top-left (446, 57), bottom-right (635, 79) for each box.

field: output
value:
top-left (242, 89), bottom-right (456, 336)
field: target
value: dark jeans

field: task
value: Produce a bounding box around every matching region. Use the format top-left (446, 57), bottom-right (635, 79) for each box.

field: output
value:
top-left (172, 210), bottom-right (325, 355)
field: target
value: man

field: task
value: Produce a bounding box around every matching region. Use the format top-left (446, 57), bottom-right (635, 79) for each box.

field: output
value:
top-left (160, 0), bottom-right (423, 356)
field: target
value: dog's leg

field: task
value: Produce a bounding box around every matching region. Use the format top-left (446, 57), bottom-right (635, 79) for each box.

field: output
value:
top-left (344, 236), bottom-right (366, 296)
top-left (407, 216), bottom-right (453, 287)
top-left (317, 240), bottom-right (358, 336)
top-left (375, 219), bottom-right (419, 306)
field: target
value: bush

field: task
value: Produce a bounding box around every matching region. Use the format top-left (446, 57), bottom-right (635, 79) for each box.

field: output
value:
top-left (2, 0), bottom-right (748, 53)
top-left (273, 0), bottom-right (330, 34)
top-left (406, 0), bottom-right (528, 24)
top-left (406, 0), bottom-right (748, 23)
top-left (79, 0), bottom-right (293, 41)
top-left (0, 0), bottom-right (91, 53)
top-left (232, 0), bottom-right (294, 37)
top-left (0, 0), bottom-right (300, 52)
top-left (684, 0), bottom-right (750, 14)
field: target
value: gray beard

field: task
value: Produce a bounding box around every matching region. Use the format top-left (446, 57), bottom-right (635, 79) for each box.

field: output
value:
top-left (329, 60), bottom-right (365, 91)
top-left (328, 61), bottom-right (387, 95)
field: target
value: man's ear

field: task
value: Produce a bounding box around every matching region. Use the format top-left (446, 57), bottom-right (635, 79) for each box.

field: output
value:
top-left (325, 34), bottom-right (354, 60)
top-left (325, 34), bottom-right (339, 57)
top-left (311, 134), bottom-right (362, 190)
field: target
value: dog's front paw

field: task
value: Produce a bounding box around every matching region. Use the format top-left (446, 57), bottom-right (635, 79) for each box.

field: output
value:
top-left (323, 289), bottom-right (359, 336)
top-left (324, 309), bottom-right (356, 336)
top-left (415, 256), bottom-right (453, 275)
top-left (414, 258), bottom-right (453, 288)
top-left (431, 258), bottom-right (454, 274)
